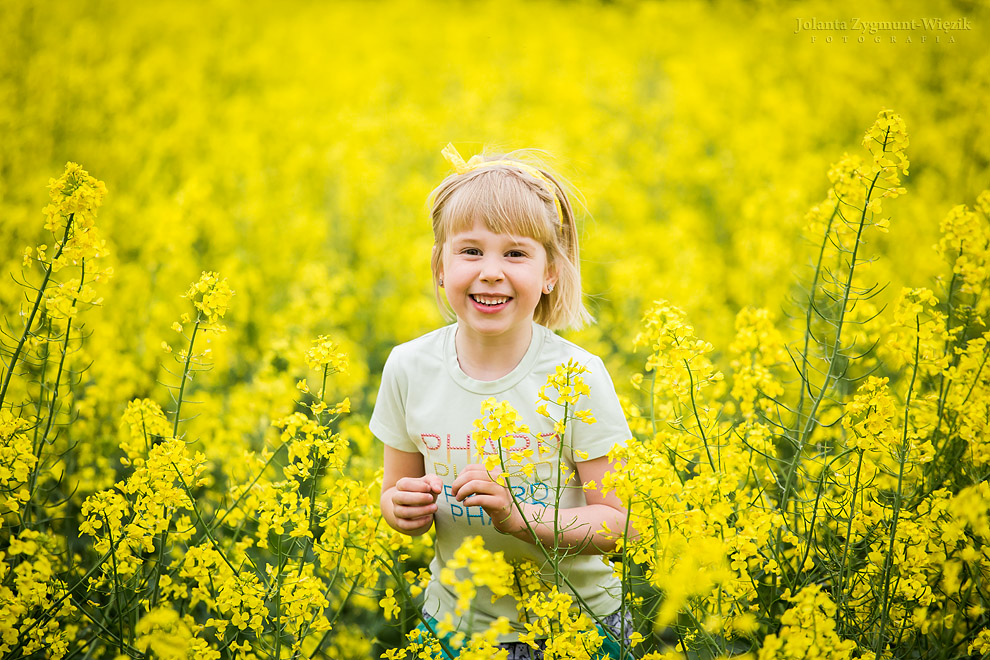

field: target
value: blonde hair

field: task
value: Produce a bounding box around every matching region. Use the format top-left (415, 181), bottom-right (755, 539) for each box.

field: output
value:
top-left (428, 148), bottom-right (592, 330)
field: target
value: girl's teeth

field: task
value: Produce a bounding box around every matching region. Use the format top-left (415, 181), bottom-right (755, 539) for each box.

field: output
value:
top-left (474, 296), bottom-right (507, 305)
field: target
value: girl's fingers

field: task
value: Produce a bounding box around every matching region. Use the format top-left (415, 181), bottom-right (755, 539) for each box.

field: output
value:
top-left (393, 490), bottom-right (438, 507)
top-left (451, 465), bottom-right (497, 496)
top-left (397, 476), bottom-right (440, 493)
top-left (453, 479), bottom-right (507, 505)
top-left (395, 503), bottom-right (437, 520)
top-left (458, 494), bottom-right (504, 510)
top-left (395, 514), bottom-right (434, 531)
top-left (450, 475), bottom-right (486, 500)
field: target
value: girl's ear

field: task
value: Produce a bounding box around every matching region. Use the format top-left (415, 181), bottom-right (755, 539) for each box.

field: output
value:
top-left (544, 263), bottom-right (558, 293)
top-left (433, 244), bottom-right (444, 286)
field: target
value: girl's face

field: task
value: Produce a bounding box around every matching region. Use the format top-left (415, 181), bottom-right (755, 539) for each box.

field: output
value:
top-left (440, 217), bottom-right (555, 345)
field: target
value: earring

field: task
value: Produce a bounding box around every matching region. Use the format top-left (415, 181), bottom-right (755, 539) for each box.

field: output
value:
top-left (439, 278), bottom-right (444, 287)
top-left (546, 283), bottom-right (554, 293)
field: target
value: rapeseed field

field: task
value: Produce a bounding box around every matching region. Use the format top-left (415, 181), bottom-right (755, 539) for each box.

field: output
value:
top-left (1, 0), bottom-right (988, 657)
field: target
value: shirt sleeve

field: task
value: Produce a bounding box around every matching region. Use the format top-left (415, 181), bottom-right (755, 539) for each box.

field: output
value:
top-left (369, 348), bottom-right (420, 454)
top-left (569, 355), bottom-right (632, 462)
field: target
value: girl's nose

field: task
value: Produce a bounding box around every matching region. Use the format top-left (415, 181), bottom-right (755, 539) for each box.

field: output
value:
top-left (479, 257), bottom-right (504, 282)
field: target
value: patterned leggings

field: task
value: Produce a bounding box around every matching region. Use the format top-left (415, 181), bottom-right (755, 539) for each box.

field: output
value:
top-left (497, 609), bottom-right (633, 659)
top-left (418, 609), bottom-right (634, 659)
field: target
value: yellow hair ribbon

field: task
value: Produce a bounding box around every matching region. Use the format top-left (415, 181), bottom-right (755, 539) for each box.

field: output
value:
top-left (441, 143), bottom-right (564, 228)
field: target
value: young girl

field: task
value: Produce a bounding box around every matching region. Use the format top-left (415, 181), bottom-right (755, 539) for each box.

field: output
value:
top-left (371, 144), bottom-right (632, 658)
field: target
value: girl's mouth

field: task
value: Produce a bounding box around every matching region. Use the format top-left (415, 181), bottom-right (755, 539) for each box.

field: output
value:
top-left (470, 294), bottom-right (511, 308)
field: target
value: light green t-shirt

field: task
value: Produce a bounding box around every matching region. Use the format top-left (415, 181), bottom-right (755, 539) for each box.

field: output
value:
top-left (370, 322), bottom-right (631, 642)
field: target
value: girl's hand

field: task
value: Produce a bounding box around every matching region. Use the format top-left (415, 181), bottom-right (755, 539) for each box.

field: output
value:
top-left (451, 464), bottom-right (525, 534)
top-left (391, 474), bottom-right (443, 533)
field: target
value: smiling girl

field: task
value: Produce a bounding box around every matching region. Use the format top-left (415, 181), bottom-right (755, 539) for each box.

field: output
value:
top-left (371, 144), bottom-right (632, 658)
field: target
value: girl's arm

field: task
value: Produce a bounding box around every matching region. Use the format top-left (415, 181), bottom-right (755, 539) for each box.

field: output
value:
top-left (451, 454), bottom-right (628, 555)
top-left (381, 445), bottom-right (443, 536)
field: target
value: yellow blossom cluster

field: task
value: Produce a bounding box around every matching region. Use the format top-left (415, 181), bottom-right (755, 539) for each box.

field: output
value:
top-left (473, 397), bottom-right (530, 472)
top-left (306, 335), bottom-right (349, 374)
top-left (22, 163), bottom-right (113, 328)
top-left (728, 307), bottom-right (787, 419)
top-left (861, 109), bottom-right (910, 217)
top-left (117, 397), bottom-right (171, 467)
top-left (842, 376), bottom-right (898, 454)
top-left (630, 299), bottom-right (724, 449)
top-left (0, 530), bottom-right (74, 659)
top-left (39, 162), bottom-right (111, 269)
top-left (0, 412), bottom-right (36, 521)
top-left (518, 587), bottom-right (604, 660)
top-left (757, 586), bottom-right (857, 660)
top-left (438, 535), bottom-right (515, 616)
top-left (936, 197), bottom-right (990, 296)
top-left (182, 271), bottom-right (233, 332)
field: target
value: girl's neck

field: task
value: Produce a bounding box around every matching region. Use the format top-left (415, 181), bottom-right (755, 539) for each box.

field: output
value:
top-left (454, 323), bottom-right (534, 381)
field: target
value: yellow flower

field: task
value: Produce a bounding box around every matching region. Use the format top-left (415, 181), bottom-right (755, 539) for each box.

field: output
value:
top-left (472, 398), bottom-right (529, 458)
top-left (306, 334), bottom-right (349, 373)
top-left (843, 376), bottom-right (897, 454)
top-left (936, 202), bottom-right (990, 294)
top-left (757, 586), bottom-right (856, 660)
top-left (182, 271), bottom-right (233, 330)
top-left (379, 588), bottom-right (400, 620)
top-left (440, 536), bottom-right (515, 615)
top-left (862, 108), bottom-right (909, 176)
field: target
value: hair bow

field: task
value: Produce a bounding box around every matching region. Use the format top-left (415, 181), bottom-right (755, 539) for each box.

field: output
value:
top-left (441, 143), bottom-right (564, 227)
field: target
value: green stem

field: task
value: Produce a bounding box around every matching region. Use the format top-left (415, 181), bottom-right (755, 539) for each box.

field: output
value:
top-left (104, 513), bottom-right (127, 654)
top-left (875, 318), bottom-right (921, 654)
top-left (679, 603), bottom-right (723, 657)
top-left (29, 315), bottom-right (50, 475)
top-left (0, 215), bottom-right (74, 408)
top-left (552, 397), bottom-right (569, 584)
top-left (619, 493), bottom-right (634, 660)
top-left (306, 576), bottom-right (359, 659)
top-left (835, 448), bottom-right (865, 634)
top-left (794, 454), bottom-right (831, 585)
top-left (374, 553), bottom-right (457, 660)
top-left (298, 365), bottom-right (332, 577)
top-left (275, 535), bottom-right (283, 660)
top-left (24, 322), bottom-right (68, 525)
top-left (172, 320), bottom-right (201, 438)
top-left (795, 204), bottom-right (840, 447)
top-left (771, 166), bottom-right (877, 608)
top-left (297, 453), bottom-right (325, 578)
top-left (169, 460), bottom-right (255, 583)
top-left (69, 597), bottom-right (137, 656)
top-left (150, 503), bottom-right (170, 608)
top-left (684, 358), bottom-right (715, 472)
top-left (24, 261), bottom-right (86, 527)
top-left (780, 165), bottom-right (883, 514)
top-left (203, 445), bottom-right (285, 537)
top-left (40, 259), bottom-right (85, 437)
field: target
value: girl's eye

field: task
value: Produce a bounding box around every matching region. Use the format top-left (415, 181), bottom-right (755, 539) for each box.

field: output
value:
top-left (461, 247), bottom-right (482, 256)
top-left (506, 250), bottom-right (527, 258)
